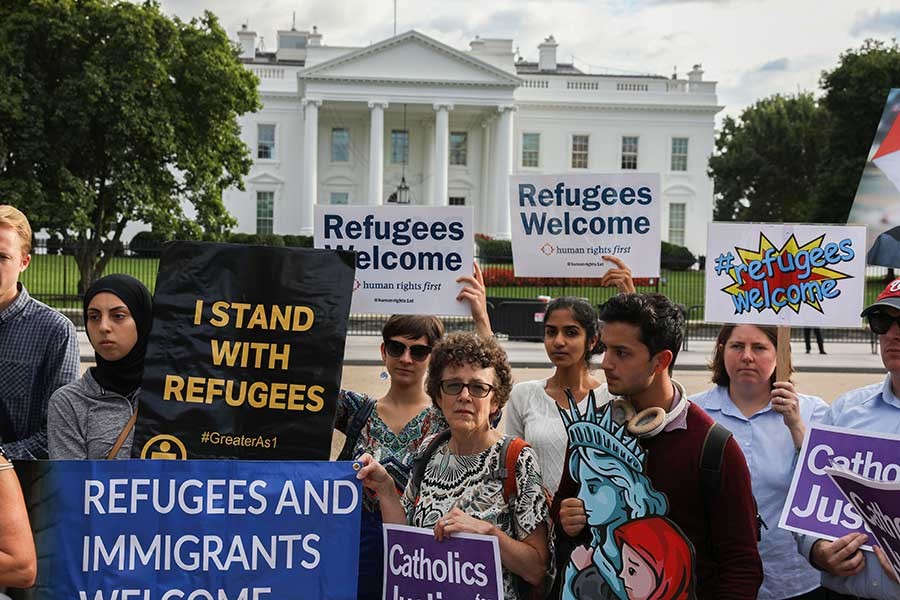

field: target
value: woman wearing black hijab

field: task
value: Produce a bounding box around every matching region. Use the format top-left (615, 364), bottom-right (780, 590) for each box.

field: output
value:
top-left (48, 274), bottom-right (152, 459)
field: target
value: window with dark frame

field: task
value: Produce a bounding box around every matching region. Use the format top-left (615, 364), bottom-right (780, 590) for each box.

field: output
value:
top-left (668, 202), bottom-right (686, 246)
top-left (331, 128), bottom-right (350, 162)
top-left (522, 133), bottom-right (540, 167)
top-left (671, 137), bottom-right (689, 171)
top-left (257, 124), bottom-right (275, 160)
top-left (449, 132), bottom-right (467, 166)
top-left (256, 191), bottom-right (274, 234)
top-left (621, 136), bottom-right (639, 170)
top-left (391, 130), bottom-right (409, 164)
top-left (571, 134), bottom-right (589, 169)
top-left (449, 197), bottom-right (466, 206)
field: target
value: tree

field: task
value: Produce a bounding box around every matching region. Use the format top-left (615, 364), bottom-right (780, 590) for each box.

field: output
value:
top-left (0, 0), bottom-right (260, 291)
top-left (709, 93), bottom-right (828, 222)
top-left (812, 39), bottom-right (900, 224)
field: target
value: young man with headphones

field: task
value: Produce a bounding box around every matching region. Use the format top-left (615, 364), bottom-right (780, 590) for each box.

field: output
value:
top-left (551, 293), bottom-right (763, 599)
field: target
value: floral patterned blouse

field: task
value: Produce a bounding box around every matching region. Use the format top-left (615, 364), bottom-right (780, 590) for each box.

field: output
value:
top-left (334, 389), bottom-right (448, 511)
top-left (401, 434), bottom-right (553, 600)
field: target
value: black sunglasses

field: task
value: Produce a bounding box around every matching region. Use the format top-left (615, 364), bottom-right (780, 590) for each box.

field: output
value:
top-left (867, 311), bottom-right (900, 335)
top-left (440, 380), bottom-right (495, 398)
top-left (384, 339), bottom-right (432, 362)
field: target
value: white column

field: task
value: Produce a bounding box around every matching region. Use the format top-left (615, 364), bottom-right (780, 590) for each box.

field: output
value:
top-left (479, 118), bottom-right (494, 234)
top-left (422, 121), bottom-right (434, 206)
top-left (433, 103), bottom-right (452, 206)
top-left (301, 98), bottom-right (321, 235)
top-left (492, 105), bottom-right (515, 239)
top-left (367, 101), bottom-right (387, 205)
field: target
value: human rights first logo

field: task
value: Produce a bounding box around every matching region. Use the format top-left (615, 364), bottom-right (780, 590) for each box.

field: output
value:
top-left (715, 233), bottom-right (855, 316)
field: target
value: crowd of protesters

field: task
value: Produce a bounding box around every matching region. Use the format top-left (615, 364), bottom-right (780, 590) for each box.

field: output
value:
top-left (1, 203), bottom-right (899, 599)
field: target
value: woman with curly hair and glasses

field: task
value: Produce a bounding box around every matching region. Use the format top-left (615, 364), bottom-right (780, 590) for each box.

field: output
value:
top-left (335, 265), bottom-right (492, 600)
top-left (357, 332), bottom-right (553, 600)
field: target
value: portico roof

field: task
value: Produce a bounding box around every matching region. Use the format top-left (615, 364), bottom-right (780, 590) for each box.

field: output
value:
top-left (299, 30), bottom-right (521, 88)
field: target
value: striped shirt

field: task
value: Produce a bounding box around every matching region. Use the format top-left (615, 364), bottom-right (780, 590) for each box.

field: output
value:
top-left (0, 283), bottom-right (79, 458)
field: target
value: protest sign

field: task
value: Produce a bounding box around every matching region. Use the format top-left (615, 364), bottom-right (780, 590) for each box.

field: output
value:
top-left (132, 242), bottom-right (355, 460)
top-left (779, 424), bottom-right (900, 548)
top-left (847, 88), bottom-right (900, 268)
top-left (704, 223), bottom-right (866, 327)
top-left (508, 173), bottom-right (661, 278)
top-left (16, 460), bottom-right (361, 600)
top-left (382, 524), bottom-right (502, 600)
top-left (314, 205), bottom-right (474, 316)
top-left (826, 466), bottom-right (900, 581)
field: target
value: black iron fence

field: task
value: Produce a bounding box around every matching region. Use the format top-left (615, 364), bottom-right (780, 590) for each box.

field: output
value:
top-left (23, 240), bottom-right (891, 343)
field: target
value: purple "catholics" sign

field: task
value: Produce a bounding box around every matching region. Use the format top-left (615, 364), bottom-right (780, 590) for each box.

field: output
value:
top-left (826, 467), bottom-right (900, 581)
top-left (382, 524), bottom-right (503, 600)
top-left (779, 424), bottom-right (900, 548)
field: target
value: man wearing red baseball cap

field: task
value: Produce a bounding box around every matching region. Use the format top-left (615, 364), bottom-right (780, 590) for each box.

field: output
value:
top-left (796, 278), bottom-right (900, 599)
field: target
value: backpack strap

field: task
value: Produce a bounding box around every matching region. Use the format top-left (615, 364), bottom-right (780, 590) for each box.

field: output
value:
top-left (700, 422), bottom-right (731, 500)
top-left (699, 422), bottom-right (732, 549)
top-left (502, 438), bottom-right (530, 503)
top-left (337, 396), bottom-right (377, 462)
top-left (106, 404), bottom-right (139, 460)
top-left (409, 429), bottom-right (453, 503)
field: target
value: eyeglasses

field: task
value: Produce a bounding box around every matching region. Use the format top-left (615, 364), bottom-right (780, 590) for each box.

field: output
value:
top-left (867, 311), bottom-right (900, 335)
top-left (440, 380), bottom-right (495, 398)
top-left (384, 339), bottom-right (432, 362)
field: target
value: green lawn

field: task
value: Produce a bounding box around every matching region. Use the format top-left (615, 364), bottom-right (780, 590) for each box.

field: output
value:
top-left (20, 254), bottom-right (892, 316)
top-left (21, 254), bottom-right (159, 308)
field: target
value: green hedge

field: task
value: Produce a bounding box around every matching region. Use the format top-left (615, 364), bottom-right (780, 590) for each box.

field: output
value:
top-left (661, 241), bottom-right (696, 271)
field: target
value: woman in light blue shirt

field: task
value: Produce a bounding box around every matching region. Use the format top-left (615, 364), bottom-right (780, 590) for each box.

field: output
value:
top-left (691, 324), bottom-right (828, 600)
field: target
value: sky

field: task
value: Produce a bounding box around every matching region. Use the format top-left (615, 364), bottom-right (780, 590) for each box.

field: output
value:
top-left (158, 0), bottom-right (900, 125)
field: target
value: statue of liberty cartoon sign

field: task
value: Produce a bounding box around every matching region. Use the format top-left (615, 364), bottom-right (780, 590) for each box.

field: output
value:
top-left (559, 391), bottom-right (696, 600)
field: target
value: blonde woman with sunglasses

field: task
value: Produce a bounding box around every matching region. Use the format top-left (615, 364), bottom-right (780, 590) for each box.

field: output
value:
top-left (334, 264), bottom-right (492, 600)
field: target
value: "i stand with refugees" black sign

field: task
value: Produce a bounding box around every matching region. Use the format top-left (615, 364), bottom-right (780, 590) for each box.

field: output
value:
top-left (132, 241), bottom-right (355, 460)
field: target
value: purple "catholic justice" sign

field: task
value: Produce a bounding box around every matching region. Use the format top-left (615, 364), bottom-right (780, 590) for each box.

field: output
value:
top-left (382, 524), bottom-right (503, 600)
top-left (827, 467), bottom-right (900, 581)
top-left (779, 424), bottom-right (900, 548)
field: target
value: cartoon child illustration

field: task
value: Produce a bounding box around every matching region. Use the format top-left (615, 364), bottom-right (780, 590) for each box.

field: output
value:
top-left (613, 517), bottom-right (695, 600)
top-left (560, 398), bottom-right (668, 600)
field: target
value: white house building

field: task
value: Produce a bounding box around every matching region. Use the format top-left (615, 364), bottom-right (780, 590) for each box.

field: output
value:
top-left (226, 25), bottom-right (721, 258)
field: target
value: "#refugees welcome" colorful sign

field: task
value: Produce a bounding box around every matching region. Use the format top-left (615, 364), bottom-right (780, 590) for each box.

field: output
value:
top-left (508, 173), bottom-right (661, 278)
top-left (314, 205), bottom-right (474, 316)
top-left (704, 223), bottom-right (866, 327)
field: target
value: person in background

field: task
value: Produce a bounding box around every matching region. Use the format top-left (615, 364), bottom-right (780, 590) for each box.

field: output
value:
top-left (0, 205), bottom-right (78, 459)
top-left (803, 327), bottom-right (826, 355)
top-left (357, 332), bottom-right (552, 600)
top-left (48, 274), bottom-right (152, 459)
top-left (334, 264), bottom-right (492, 600)
top-left (692, 324), bottom-right (828, 600)
top-left (505, 255), bottom-right (636, 493)
top-left (796, 280), bottom-right (900, 600)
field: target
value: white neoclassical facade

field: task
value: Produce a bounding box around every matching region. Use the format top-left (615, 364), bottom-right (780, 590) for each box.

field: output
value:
top-left (225, 25), bottom-right (721, 257)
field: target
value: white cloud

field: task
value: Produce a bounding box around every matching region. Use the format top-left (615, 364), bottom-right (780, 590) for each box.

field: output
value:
top-left (159, 0), bottom-right (886, 123)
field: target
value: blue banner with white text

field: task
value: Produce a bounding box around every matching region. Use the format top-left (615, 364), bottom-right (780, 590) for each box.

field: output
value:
top-left (16, 460), bottom-right (361, 600)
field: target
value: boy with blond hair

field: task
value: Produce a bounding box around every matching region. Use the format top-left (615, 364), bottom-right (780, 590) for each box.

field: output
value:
top-left (0, 205), bottom-right (78, 459)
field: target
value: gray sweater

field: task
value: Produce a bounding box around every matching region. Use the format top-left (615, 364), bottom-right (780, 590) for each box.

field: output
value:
top-left (48, 369), bottom-right (137, 459)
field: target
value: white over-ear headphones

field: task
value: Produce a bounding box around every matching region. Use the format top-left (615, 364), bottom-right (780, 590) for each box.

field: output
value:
top-left (611, 394), bottom-right (688, 438)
